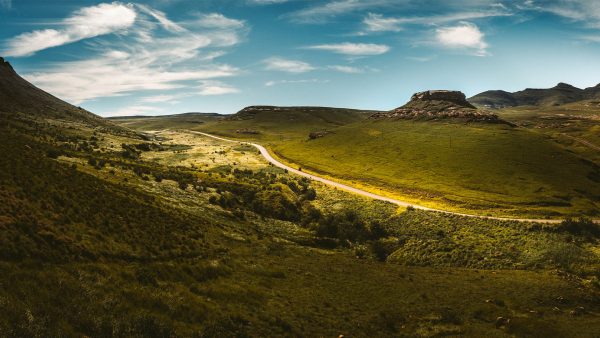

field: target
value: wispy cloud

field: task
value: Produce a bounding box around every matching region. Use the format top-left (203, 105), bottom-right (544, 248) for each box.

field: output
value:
top-left (519, 0), bottom-right (600, 28)
top-left (434, 22), bottom-right (489, 56)
top-left (405, 55), bottom-right (436, 62)
top-left (285, 0), bottom-right (395, 23)
top-left (193, 13), bottom-right (246, 29)
top-left (136, 4), bottom-right (185, 32)
top-left (198, 81), bottom-right (240, 95)
top-left (18, 5), bottom-right (246, 104)
top-left (2, 2), bottom-right (137, 57)
top-left (265, 79), bottom-right (329, 86)
top-left (361, 9), bottom-right (512, 34)
top-left (263, 57), bottom-right (315, 73)
top-left (306, 42), bottom-right (390, 55)
top-left (327, 65), bottom-right (365, 73)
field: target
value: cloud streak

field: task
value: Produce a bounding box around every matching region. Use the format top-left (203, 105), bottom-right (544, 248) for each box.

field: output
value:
top-left (306, 42), bottom-right (390, 55)
top-left (361, 9), bottom-right (512, 33)
top-left (18, 5), bottom-right (246, 104)
top-left (263, 57), bottom-right (316, 73)
top-left (3, 2), bottom-right (137, 57)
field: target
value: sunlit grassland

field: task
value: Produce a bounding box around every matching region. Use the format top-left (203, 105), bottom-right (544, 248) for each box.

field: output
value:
top-left (203, 117), bottom-right (598, 218)
top-left (496, 103), bottom-right (600, 163)
top-left (122, 110), bottom-right (600, 218)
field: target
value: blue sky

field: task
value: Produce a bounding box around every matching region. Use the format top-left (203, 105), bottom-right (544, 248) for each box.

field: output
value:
top-left (2, 0), bottom-right (600, 116)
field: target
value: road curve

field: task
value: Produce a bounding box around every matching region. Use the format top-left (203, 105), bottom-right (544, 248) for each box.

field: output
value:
top-left (191, 131), bottom-right (597, 224)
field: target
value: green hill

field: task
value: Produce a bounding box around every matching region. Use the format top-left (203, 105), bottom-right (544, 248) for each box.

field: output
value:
top-left (269, 119), bottom-right (599, 217)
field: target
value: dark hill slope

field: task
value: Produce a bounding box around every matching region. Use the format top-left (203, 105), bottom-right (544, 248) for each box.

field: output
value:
top-left (229, 105), bottom-right (375, 124)
top-left (0, 57), bottom-right (133, 135)
top-left (470, 82), bottom-right (600, 108)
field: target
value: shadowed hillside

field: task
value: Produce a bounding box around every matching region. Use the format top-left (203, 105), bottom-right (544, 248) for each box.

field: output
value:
top-left (469, 83), bottom-right (600, 108)
top-left (0, 57), bottom-right (134, 136)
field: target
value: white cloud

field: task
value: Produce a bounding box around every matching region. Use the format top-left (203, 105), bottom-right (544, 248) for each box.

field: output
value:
top-left (361, 9), bottom-right (511, 34)
top-left (435, 22), bottom-right (489, 56)
top-left (363, 13), bottom-right (403, 32)
top-left (263, 57), bottom-right (315, 73)
top-left (265, 79), bottom-right (329, 86)
top-left (327, 65), bottom-right (364, 73)
top-left (306, 42), bottom-right (390, 55)
top-left (198, 81), bottom-right (240, 95)
top-left (19, 6), bottom-right (245, 104)
top-left (3, 2), bottom-right (136, 57)
top-left (136, 4), bottom-right (185, 32)
top-left (193, 13), bottom-right (245, 29)
top-left (286, 0), bottom-right (394, 23)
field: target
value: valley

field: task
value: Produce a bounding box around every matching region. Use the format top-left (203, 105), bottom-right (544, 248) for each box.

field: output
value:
top-left (1, 58), bottom-right (599, 336)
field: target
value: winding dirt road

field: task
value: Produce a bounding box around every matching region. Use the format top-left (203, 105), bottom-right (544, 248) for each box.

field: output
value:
top-left (191, 131), bottom-right (598, 224)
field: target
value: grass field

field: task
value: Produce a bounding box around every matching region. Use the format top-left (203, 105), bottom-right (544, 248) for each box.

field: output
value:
top-left (268, 120), bottom-right (600, 218)
top-left (141, 110), bottom-right (600, 218)
top-left (496, 102), bottom-right (600, 164)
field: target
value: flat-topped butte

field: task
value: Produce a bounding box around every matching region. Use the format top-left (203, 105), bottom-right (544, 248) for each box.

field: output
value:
top-left (371, 90), bottom-right (504, 123)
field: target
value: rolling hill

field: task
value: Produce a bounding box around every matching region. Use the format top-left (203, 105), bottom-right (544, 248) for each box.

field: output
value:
top-left (469, 82), bottom-right (600, 108)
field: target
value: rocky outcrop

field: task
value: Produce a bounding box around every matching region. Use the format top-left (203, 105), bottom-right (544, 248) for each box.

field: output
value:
top-left (371, 90), bottom-right (505, 123)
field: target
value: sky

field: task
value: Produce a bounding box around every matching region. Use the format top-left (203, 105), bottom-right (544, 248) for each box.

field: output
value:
top-left (1, 1), bottom-right (600, 116)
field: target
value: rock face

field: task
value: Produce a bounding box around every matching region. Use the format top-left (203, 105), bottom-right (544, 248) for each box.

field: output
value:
top-left (408, 90), bottom-right (476, 109)
top-left (371, 90), bottom-right (504, 123)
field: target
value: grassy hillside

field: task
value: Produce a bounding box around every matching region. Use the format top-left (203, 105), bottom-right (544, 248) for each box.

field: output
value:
top-left (166, 106), bottom-right (373, 143)
top-left (267, 120), bottom-right (599, 217)
top-left (496, 102), bottom-right (600, 164)
top-left (110, 113), bottom-right (224, 131)
top-left (148, 108), bottom-right (600, 218)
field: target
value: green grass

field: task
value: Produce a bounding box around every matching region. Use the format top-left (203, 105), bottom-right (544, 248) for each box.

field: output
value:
top-left (118, 107), bottom-right (599, 218)
top-left (200, 117), bottom-right (598, 217)
top-left (496, 103), bottom-right (600, 164)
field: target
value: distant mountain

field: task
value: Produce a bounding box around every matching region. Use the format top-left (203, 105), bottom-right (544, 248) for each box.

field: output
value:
top-left (469, 82), bottom-right (600, 108)
top-left (371, 90), bottom-right (505, 123)
top-left (228, 105), bottom-right (374, 125)
top-left (0, 57), bottom-right (130, 134)
top-left (108, 112), bottom-right (224, 120)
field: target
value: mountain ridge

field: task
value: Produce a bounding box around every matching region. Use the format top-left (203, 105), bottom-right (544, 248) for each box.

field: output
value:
top-left (469, 82), bottom-right (600, 108)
